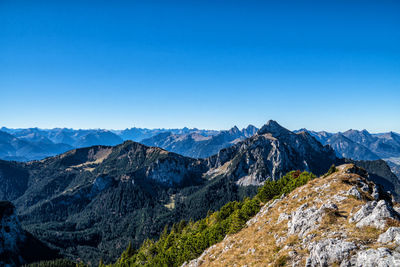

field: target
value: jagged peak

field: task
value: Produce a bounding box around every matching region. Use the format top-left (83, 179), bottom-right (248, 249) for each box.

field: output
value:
top-left (227, 126), bottom-right (240, 135)
top-left (361, 129), bottom-right (370, 134)
top-left (241, 124), bottom-right (258, 137)
top-left (244, 124), bottom-right (257, 130)
top-left (257, 120), bottom-right (291, 136)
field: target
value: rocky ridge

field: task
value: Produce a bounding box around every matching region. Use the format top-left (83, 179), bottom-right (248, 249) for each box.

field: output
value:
top-left (183, 164), bottom-right (400, 267)
top-left (205, 120), bottom-right (338, 185)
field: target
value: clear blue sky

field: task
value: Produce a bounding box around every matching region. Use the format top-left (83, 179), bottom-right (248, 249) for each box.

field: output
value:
top-left (1, 1), bottom-right (399, 132)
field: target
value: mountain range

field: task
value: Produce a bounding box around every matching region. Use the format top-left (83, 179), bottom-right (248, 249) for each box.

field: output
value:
top-left (298, 128), bottom-right (400, 178)
top-left (141, 125), bottom-right (258, 159)
top-left (2, 126), bottom-right (400, 181)
top-left (0, 127), bottom-right (217, 162)
top-left (0, 120), bottom-right (347, 264)
top-left (0, 121), bottom-right (399, 266)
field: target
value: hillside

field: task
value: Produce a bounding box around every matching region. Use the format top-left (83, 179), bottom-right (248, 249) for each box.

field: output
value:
top-left (184, 164), bottom-right (400, 266)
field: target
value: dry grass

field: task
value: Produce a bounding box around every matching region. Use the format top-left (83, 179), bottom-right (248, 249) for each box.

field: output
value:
top-left (191, 164), bottom-right (396, 266)
top-left (164, 194), bottom-right (176, 210)
top-left (386, 218), bottom-right (400, 227)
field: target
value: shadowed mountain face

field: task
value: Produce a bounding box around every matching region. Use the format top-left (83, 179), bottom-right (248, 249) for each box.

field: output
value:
top-left (300, 128), bottom-right (400, 178)
top-left (141, 125), bottom-right (258, 159)
top-left (0, 201), bottom-right (58, 266)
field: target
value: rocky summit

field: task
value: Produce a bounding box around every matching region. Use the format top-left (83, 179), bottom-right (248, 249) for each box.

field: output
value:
top-left (183, 164), bottom-right (400, 267)
top-left (205, 120), bottom-right (338, 185)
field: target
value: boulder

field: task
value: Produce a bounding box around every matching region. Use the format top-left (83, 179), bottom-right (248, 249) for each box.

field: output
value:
top-left (378, 227), bottom-right (400, 245)
top-left (354, 247), bottom-right (400, 267)
top-left (306, 238), bottom-right (356, 267)
top-left (350, 200), bottom-right (399, 229)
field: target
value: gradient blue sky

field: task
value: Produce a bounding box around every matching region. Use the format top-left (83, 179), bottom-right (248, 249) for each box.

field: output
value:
top-left (1, 1), bottom-right (399, 132)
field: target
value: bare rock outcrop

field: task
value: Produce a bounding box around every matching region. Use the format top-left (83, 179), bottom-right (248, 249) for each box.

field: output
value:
top-left (378, 227), bottom-right (400, 245)
top-left (350, 200), bottom-right (399, 229)
top-left (354, 247), bottom-right (400, 267)
top-left (306, 238), bottom-right (357, 267)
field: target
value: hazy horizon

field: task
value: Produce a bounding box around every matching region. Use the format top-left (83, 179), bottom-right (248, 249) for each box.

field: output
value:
top-left (1, 120), bottom-right (398, 135)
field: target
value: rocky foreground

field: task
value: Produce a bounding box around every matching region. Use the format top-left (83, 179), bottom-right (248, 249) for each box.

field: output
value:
top-left (183, 164), bottom-right (400, 266)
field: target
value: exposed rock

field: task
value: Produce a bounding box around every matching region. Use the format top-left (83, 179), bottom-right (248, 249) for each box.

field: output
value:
top-left (378, 227), bottom-right (400, 245)
top-left (306, 238), bottom-right (357, 267)
top-left (176, 164), bottom-right (400, 267)
top-left (350, 200), bottom-right (399, 229)
top-left (277, 212), bottom-right (291, 224)
top-left (288, 204), bottom-right (321, 238)
top-left (354, 247), bottom-right (400, 267)
top-left (347, 186), bottom-right (362, 200)
top-left (349, 201), bottom-right (377, 223)
top-left (206, 120), bottom-right (338, 185)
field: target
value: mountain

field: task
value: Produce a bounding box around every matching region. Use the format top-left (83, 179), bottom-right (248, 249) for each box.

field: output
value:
top-left (183, 164), bottom-right (400, 266)
top-left (352, 159), bottom-right (400, 200)
top-left (0, 127), bottom-right (220, 162)
top-left (325, 133), bottom-right (380, 160)
top-left (205, 121), bottom-right (338, 185)
top-left (0, 141), bottom-right (210, 264)
top-left (0, 130), bottom-right (73, 162)
top-left (72, 130), bottom-right (123, 147)
top-left (371, 132), bottom-right (400, 159)
top-left (115, 127), bottom-right (219, 142)
top-left (299, 128), bottom-right (400, 178)
top-left (0, 201), bottom-right (58, 266)
top-left (141, 125), bottom-right (258, 158)
top-left (0, 120), bottom-right (344, 264)
top-left (0, 128), bottom-right (123, 162)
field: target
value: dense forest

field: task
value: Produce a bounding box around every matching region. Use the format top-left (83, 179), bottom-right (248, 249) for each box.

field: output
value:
top-left (108, 169), bottom-right (318, 267)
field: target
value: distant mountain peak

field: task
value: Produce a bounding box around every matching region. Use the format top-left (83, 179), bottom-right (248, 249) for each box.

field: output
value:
top-left (228, 126), bottom-right (240, 134)
top-left (257, 120), bottom-right (290, 136)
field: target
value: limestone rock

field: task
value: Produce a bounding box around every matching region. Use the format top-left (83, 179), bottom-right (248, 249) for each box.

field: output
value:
top-left (378, 227), bottom-right (400, 245)
top-left (350, 200), bottom-right (399, 229)
top-left (288, 204), bottom-right (321, 238)
top-left (354, 247), bottom-right (400, 267)
top-left (347, 186), bottom-right (362, 200)
top-left (306, 238), bottom-right (356, 267)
